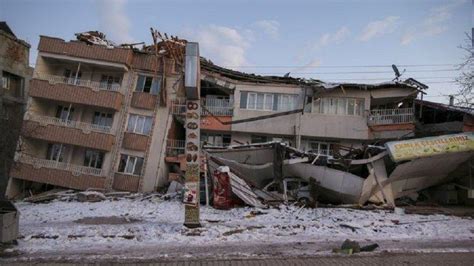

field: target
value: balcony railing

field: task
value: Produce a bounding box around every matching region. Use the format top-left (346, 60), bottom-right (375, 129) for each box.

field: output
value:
top-left (368, 107), bottom-right (414, 125)
top-left (19, 154), bottom-right (103, 176)
top-left (26, 113), bottom-right (112, 134)
top-left (166, 139), bottom-right (185, 156)
top-left (170, 98), bottom-right (234, 116)
top-left (202, 98), bottom-right (234, 116)
top-left (35, 73), bottom-right (122, 92)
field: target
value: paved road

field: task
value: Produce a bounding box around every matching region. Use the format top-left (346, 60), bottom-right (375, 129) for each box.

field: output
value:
top-left (4, 252), bottom-right (474, 265)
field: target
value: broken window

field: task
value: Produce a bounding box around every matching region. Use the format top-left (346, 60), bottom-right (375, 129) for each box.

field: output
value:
top-left (84, 149), bottom-right (104, 169)
top-left (201, 132), bottom-right (231, 147)
top-left (251, 135), bottom-right (268, 143)
top-left (2, 71), bottom-right (24, 98)
top-left (118, 154), bottom-right (144, 175)
top-left (305, 140), bottom-right (332, 156)
top-left (135, 74), bottom-right (160, 95)
top-left (127, 114), bottom-right (153, 135)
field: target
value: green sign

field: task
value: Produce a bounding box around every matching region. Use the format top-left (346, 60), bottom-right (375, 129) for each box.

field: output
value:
top-left (385, 132), bottom-right (474, 162)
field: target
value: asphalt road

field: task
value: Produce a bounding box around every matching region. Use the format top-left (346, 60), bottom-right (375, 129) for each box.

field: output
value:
top-left (2, 239), bottom-right (474, 265)
top-left (3, 252), bottom-right (474, 265)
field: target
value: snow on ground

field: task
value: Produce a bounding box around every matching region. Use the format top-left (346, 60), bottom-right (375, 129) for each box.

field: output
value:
top-left (13, 198), bottom-right (474, 254)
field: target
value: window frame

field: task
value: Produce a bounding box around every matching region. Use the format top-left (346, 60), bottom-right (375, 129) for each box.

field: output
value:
top-left (84, 149), bottom-right (104, 169)
top-left (127, 114), bottom-right (153, 135)
top-left (93, 112), bottom-right (113, 127)
top-left (312, 96), bottom-right (365, 116)
top-left (118, 154), bottom-right (144, 175)
top-left (306, 140), bottom-right (332, 156)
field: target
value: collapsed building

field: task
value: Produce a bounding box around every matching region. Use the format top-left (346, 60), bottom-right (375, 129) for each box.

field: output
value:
top-left (5, 30), bottom-right (474, 206)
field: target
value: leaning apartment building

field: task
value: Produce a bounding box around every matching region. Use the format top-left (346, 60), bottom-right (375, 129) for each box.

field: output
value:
top-left (7, 32), bottom-right (456, 198)
top-left (6, 34), bottom-right (183, 197)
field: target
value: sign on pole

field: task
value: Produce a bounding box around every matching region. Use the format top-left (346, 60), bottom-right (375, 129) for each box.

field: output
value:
top-left (183, 42), bottom-right (201, 228)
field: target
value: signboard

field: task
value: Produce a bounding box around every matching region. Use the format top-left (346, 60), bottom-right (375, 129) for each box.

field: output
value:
top-left (183, 182), bottom-right (198, 206)
top-left (385, 133), bottom-right (474, 162)
top-left (183, 100), bottom-right (201, 227)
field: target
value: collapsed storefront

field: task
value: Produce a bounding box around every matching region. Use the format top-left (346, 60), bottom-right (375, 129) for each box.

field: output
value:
top-left (205, 132), bottom-right (474, 208)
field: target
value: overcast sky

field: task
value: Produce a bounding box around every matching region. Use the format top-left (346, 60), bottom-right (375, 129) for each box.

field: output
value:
top-left (1, 0), bottom-right (471, 104)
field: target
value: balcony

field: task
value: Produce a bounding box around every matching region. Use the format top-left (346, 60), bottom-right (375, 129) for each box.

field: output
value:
top-left (368, 108), bottom-right (414, 126)
top-left (11, 155), bottom-right (106, 190)
top-left (38, 36), bottom-right (132, 66)
top-left (26, 113), bottom-right (112, 134)
top-left (166, 139), bottom-right (185, 156)
top-left (170, 98), bottom-right (234, 116)
top-left (112, 173), bottom-right (140, 192)
top-left (122, 132), bottom-right (149, 151)
top-left (29, 75), bottom-right (123, 111)
top-left (22, 120), bottom-right (115, 151)
top-left (130, 92), bottom-right (158, 110)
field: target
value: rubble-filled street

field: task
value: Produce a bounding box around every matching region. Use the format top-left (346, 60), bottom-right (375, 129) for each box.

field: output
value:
top-left (2, 196), bottom-right (473, 262)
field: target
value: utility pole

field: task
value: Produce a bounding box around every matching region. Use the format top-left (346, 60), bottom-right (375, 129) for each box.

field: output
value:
top-left (183, 42), bottom-right (201, 228)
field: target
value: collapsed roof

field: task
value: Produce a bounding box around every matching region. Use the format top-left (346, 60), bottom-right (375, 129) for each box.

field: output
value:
top-left (201, 58), bottom-right (427, 92)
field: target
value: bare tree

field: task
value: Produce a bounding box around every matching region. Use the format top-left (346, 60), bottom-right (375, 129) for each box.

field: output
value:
top-left (454, 31), bottom-right (474, 107)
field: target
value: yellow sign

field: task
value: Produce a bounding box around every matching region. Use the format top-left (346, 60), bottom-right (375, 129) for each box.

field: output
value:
top-left (385, 133), bottom-right (474, 162)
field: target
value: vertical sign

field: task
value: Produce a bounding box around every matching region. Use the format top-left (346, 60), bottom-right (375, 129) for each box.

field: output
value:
top-left (183, 42), bottom-right (201, 228)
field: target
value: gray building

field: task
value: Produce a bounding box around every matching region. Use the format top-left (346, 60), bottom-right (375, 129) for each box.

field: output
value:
top-left (0, 22), bottom-right (33, 197)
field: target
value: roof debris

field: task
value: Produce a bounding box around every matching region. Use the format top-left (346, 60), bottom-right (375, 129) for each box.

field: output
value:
top-left (75, 31), bottom-right (115, 47)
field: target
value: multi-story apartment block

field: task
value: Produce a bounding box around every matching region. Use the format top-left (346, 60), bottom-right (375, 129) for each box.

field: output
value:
top-left (166, 60), bottom-right (423, 173)
top-left (0, 22), bottom-right (33, 197)
top-left (7, 34), bottom-right (183, 198)
top-left (6, 31), bottom-right (428, 198)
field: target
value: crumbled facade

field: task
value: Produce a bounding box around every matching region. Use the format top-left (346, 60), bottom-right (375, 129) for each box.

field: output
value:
top-left (8, 30), bottom-right (464, 199)
top-left (0, 22), bottom-right (33, 197)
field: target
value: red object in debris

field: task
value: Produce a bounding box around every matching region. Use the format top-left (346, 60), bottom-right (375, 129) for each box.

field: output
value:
top-left (212, 169), bottom-right (233, 210)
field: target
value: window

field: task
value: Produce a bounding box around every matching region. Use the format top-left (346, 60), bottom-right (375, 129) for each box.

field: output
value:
top-left (2, 71), bottom-right (24, 97)
top-left (127, 114), bottom-right (153, 135)
top-left (84, 150), bottom-right (104, 169)
top-left (247, 93), bottom-right (257, 109)
top-left (135, 75), bottom-right (160, 95)
top-left (313, 97), bottom-right (364, 116)
top-left (55, 105), bottom-right (74, 122)
top-left (46, 143), bottom-right (68, 162)
top-left (63, 69), bottom-right (82, 85)
top-left (251, 135), bottom-right (268, 144)
top-left (279, 94), bottom-right (297, 111)
top-left (2, 75), bottom-right (9, 90)
top-left (100, 75), bottom-right (121, 90)
top-left (118, 154), bottom-right (144, 175)
top-left (201, 133), bottom-right (231, 147)
top-left (306, 141), bottom-right (332, 156)
top-left (241, 91), bottom-right (296, 111)
top-left (93, 112), bottom-right (113, 127)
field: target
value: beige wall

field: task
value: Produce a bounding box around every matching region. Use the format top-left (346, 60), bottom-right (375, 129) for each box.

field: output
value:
top-left (231, 83), bottom-right (372, 140)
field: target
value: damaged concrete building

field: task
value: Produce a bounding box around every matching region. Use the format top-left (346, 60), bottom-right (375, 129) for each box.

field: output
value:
top-left (0, 22), bottom-right (33, 197)
top-left (6, 32), bottom-right (186, 197)
top-left (166, 59), bottom-right (424, 170)
top-left (5, 30), bottom-right (473, 205)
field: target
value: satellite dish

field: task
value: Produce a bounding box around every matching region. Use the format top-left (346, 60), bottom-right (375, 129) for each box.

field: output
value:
top-left (391, 64), bottom-right (405, 81)
top-left (392, 64), bottom-right (401, 78)
top-left (284, 72), bottom-right (290, 77)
